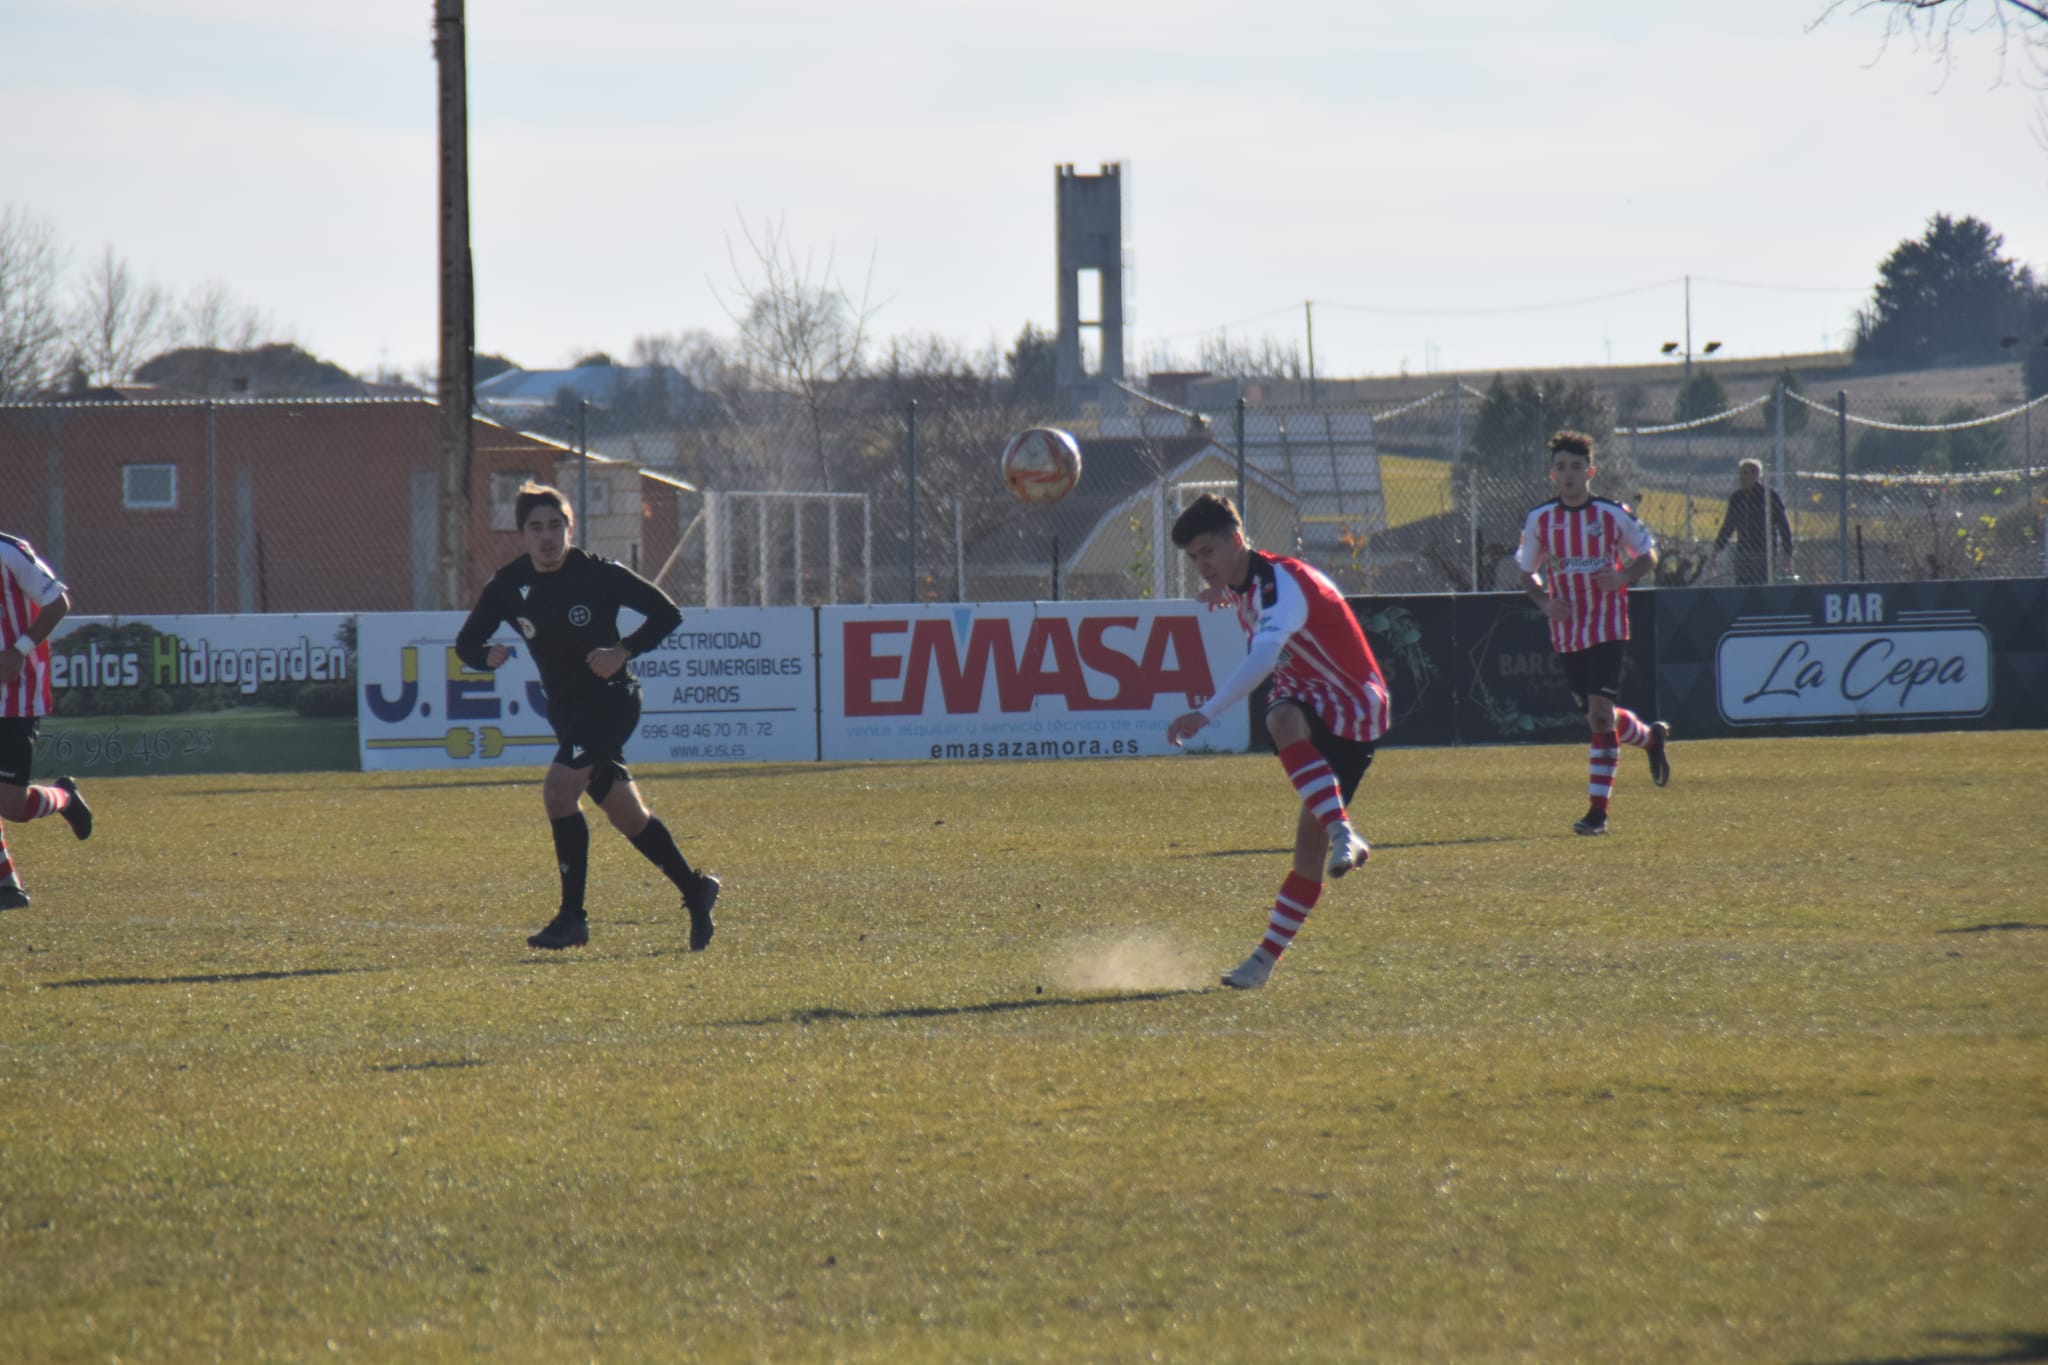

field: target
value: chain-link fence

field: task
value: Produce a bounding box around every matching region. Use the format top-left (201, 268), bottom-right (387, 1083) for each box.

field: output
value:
top-left (6, 380), bottom-right (2043, 618)
top-left (1614, 388), bottom-right (2048, 587)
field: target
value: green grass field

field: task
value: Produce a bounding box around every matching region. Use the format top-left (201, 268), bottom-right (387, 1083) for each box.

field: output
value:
top-left (3, 733), bottom-right (2044, 1362)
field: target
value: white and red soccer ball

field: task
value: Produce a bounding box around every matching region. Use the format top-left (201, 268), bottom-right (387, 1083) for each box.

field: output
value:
top-left (999, 427), bottom-right (1083, 506)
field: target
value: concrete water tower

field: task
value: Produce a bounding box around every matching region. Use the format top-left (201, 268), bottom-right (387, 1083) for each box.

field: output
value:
top-left (1054, 162), bottom-right (1128, 416)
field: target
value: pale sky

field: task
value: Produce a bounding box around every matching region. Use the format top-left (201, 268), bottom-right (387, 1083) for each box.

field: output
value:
top-left (3, 0), bottom-right (2042, 383)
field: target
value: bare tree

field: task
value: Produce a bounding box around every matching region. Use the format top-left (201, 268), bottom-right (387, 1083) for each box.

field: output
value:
top-left (0, 205), bottom-right (66, 401)
top-left (1142, 332), bottom-right (1306, 381)
top-left (717, 216), bottom-right (878, 491)
top-left (178, 278), bottom-right (274, 353)
top-left (70, 244), bottom-right (171, 387)
top-left (1817, 0), bottom-right (2048, 82)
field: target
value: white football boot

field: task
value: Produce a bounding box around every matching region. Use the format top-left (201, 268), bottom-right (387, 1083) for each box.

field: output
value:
top-left (1326, 822), bottom-right (1371, 879)
top-left (1221, 950), bottom-right (1275, 990)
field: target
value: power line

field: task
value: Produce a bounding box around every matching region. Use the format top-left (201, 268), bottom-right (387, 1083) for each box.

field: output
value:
top-left (1147, 302), bottom-right (1304, 346)
top-left (1142, 272), bottom-right (1869, 349)
top-left (1690, 274), bottom-right (1865, 294)
top-left (1315, 277), bottom-right (1683, 317)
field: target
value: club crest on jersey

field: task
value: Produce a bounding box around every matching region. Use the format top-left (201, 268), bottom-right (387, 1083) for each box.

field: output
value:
top-left (568, 605), bottom-right (592, 627)
top-left (515, 616), bottom-right (537, 639)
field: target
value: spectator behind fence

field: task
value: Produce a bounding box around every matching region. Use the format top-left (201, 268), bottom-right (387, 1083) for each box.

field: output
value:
top-left (1711, 458), bottom-right (1795, 586)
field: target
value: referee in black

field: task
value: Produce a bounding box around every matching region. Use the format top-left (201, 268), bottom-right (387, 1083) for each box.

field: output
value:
top-left (456, 483), bottom-right (719, 951)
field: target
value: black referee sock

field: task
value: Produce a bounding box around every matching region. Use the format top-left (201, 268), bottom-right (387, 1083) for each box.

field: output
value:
top-left (628, 817), bottom-right (696, 892)
top-left (551, 812), bottom-right (590, 916)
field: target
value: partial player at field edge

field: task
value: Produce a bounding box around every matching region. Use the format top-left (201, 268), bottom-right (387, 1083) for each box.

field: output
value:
top-left (0, 531), bottom-right (95, 912)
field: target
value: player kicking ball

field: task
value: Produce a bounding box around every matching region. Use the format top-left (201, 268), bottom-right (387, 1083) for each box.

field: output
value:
top-left (1165, 495), bottom-right (1392, 990)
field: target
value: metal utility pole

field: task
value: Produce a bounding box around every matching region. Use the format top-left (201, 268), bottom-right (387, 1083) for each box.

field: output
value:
top-left (1234, 397), bottom-right (1247, 514)
top-left (1304, 301), bottom-right (1319, 408)
top-left (905, 400), bottom-right (918, 601)
top-left (1836, 390), bottom-right (1850, 583)
top-left (434, 0), bottom-right (476, 610)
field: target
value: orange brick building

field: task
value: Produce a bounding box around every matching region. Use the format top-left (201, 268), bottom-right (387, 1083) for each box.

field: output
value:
top-left (0, 398), bottom-right (691, 616)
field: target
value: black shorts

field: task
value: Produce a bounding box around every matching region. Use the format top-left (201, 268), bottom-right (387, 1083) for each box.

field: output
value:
top-left (0, 717), bottom-right (39, 786)
top-left (1270, 698), bottom-right (1376, 803)
top-left (1559, 639), bottom-right (1628, 710)
top-left (547, 681), bottom-right (640, 782)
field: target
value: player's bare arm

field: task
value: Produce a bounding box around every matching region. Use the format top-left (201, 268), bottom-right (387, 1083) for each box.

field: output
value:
top-left (586, 645), bottom-right (629, 680)
top-left (1595, 547), bottom-right (1658, 592)
top-left (1523, 570), bottom-right (1570, 623)
top-left (0, 590), bottom-right (67, 685)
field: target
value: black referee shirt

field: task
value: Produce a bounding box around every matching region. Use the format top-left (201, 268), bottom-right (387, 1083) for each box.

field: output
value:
top-left (455, 548), bottom-right (683, 702)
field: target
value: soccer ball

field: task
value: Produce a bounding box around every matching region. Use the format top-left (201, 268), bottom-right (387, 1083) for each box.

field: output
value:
top-left (999, 427), bottom-right (1083, 506)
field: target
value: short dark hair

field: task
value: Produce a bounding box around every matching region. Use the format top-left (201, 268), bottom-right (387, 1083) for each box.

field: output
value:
top-left (514, 482), bottom-right (572, 531)
top-left (1549, 430), bottom-right (1594, 460)
top-left (1171, 493), bottom-right (1243, 549)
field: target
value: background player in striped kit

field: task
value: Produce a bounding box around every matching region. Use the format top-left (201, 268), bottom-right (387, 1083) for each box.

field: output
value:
top-left (1166, 494), bottom-right (1391, 990)
top-left (0, 533), bottom-right (94, 911)
top-left (1513, 431), bottom-right (1670, 836)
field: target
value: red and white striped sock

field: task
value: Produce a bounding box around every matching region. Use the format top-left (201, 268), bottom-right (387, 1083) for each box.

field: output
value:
top-left (1588, 729), bottom-right (1619, 813)
top-left (1613, 708), bottom-right (1652, 748)
top-left (18, 785), bottom-right (71, 822)
top-left (1278, 740), bottom-right (1349, 836)
top-left (1259, 871), bottom-right (1323, 962)
top-left (0, 819), bottom-right (16, 889)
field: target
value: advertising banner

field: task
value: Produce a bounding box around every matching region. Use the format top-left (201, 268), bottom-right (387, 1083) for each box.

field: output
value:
top-left (818, 600), bottom-right (1249, 762)
top-left (1350, 595), bottom-right (1458, 750)
top-left (1656, 578), bottom-right (2048, 738)
top-left (36, 614), bottom-right (357, 775)
top-left (357, 607), bottom-right (817, 771)
top-left (1446, 592), bottom-right (1658, 746)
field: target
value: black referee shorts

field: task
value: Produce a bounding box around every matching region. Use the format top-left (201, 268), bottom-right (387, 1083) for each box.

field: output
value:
top-left (547, 681), bottom-right (641, 801)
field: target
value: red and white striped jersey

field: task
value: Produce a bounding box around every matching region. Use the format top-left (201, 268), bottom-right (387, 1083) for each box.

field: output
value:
top-left (0, 533), bottom-right (66, 718)
top-left (1198, 550), bottom-right (1391, 742)
top-left (1513, 496), bottom-right (1654, 653)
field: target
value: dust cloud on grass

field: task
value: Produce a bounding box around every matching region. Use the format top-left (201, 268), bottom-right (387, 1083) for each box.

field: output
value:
top-left (1046, 929), bottom-right (1214, 993)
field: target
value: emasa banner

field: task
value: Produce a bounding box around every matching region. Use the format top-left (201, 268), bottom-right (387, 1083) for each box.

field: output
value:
top-left (37, 614), bottom-right (358, 775)
top-left (356, 607), bottom-right (818, 771)
top-left (817, 599), bottom-right (1250, 762)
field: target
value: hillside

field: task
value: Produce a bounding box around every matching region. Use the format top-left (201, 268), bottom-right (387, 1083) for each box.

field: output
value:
top-left (1239, 354), bottom-right (2033, 419)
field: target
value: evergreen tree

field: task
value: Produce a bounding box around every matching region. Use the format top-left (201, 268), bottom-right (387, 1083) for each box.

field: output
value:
top-left (1855, 214), bottom-right (2030, 367)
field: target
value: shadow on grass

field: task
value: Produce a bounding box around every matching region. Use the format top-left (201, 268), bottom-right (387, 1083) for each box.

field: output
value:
top-left (640, 763), bottom-right (876, 782)
top-left (1938, 922), bottom-right (2048, 935)
top-left (1801, 1328), bottom-right (2048, 1365)
top-left (1189, 835), bottom-right (1521, 859)
top-left (723, 989), bottom-right (1201, 1029)
top-left (370, 1057), bottom-right (487, 1073)
top-left (42, 965), bottom-right (384, 990)
top-left (158, 783), bottom-right (371, 798)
